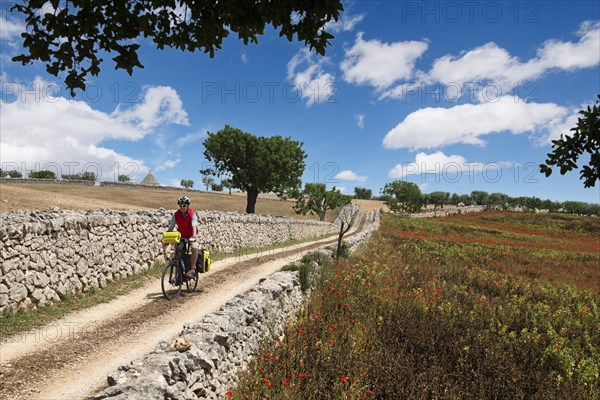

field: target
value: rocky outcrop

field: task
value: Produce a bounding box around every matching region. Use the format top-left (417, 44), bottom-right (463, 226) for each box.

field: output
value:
top-left (0, 208), bottom-right (337, 313)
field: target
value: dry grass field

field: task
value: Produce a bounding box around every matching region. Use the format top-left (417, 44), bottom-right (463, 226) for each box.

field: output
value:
top-left (0, 182), bottom-right (386, 220)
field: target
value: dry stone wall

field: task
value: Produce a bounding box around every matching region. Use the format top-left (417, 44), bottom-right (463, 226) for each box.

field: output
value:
top-left (0, 208), bottom-right (337, 313)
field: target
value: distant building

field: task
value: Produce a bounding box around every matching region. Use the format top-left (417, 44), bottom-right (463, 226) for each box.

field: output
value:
top-left (140, 171), bottom-right (161, 186)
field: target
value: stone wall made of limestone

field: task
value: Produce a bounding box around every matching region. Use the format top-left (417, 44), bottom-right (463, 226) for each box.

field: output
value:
top-left (0, 208), bottom-right (338, 313)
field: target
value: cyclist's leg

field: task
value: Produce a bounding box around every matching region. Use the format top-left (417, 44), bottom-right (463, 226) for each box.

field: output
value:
top-left (162, 243), bottom-right (172, 262)
top-left (188, 240), bottom-right (199, 274)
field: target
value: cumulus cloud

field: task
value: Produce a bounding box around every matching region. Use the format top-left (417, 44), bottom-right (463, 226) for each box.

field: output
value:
top-left (382, 21), bottom-right (600, 100)
top-left (382, 96), bottom-right (569, 150)
top-left (335, 170), bottom-right (367, 182)
top-left (112, 86), bottom-right (189, 130)
top-left (389, 151), bottom-right (482, 178)
top-left (341, 32), bottom-right (428, 90)
top-left (287, 49), bottom-right (336, 106)
top-left (533, 104), bottom-right (585, 146)
top-left (427, 22), bottom-right (599, 85)
top-left (0, 78), bottom-right (189, 181)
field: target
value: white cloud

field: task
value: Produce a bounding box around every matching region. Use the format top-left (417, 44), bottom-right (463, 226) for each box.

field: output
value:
top-left (382, 21), bottom-right (600, 100)
top-left (426, 21), bottom-right (599, 86)
top-left (112, 86), bottom-right (189, 130)
top-left (287, 49), bottom-right (336, 106)
top-left (175, 130), bottom-right (208, 147)
top-left (0, 79), bottom-right (189, 181)
top-left (155, 158), bottom-right (181, 172)
top-left (335, 170), bottom-right (367, 182)
top-left (533, 104), bottom-right (585, 146)
top-left (241, 51), bottom-right (249, 64)
top-left (340, 32), bottom-right (428, 90)
top-left (326, 12), bottom-right (366, 33)
top-left (356, 113), bottom-right (365, 128)
top-left (389, 151), bottom-right (482, 178)
top-left (534, 21), bottom-right (600, 72)
top-left (383, 96), bottom-right (569, 150)
top-left (0, 16), bottom-right (24, 40)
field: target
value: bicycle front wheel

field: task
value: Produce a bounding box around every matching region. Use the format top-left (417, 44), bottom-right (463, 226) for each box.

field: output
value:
top-left (186, 271), bottom-right (198, 293)
top-left (161, 261), bottom-right (182, 300)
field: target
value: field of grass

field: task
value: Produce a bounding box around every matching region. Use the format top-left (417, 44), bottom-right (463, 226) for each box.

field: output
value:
top-left (0, 183), bottom-right (312, 219)
top-left (233, 211), bottom-right (599, 399)
top-left (0, 182), bottom-right (386, 221)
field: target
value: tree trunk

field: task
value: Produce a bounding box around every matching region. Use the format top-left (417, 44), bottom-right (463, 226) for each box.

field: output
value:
top-left (246, 187), bottom-right (259, 214)
top-left (336, 222), bottom-right (345, 259)
top-left (319, 211), bottom-right (326, 222)
top-left (336, 211), bottom-right (355, 258)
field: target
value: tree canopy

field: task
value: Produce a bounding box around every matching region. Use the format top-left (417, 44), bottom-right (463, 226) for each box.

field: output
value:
top-left (291, 183), bottom-right (351, 222)
top-left (29, 170), bottom-right (56, 179)
top-left (540, 94), bottom-right (600, 188)
top-left (11, 0), bottom-right (344, 94)
top-left (381, 181), bottom-right (423, 214)
top-left (180, 179), bottom-right (194, 189)
top-left (354, 187), bottom-right (372, 200)
top-left (203, 125), bottom-right (306, 214)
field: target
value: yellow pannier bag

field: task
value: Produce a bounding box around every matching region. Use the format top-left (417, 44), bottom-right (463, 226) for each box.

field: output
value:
top-left (163, 231), bottom-right (181, 244)
top-left (201, 250), bottom-right (212, 273)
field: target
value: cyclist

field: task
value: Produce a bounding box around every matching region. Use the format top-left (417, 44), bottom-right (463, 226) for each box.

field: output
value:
top-left (167, 196), bottom-right (199, 278)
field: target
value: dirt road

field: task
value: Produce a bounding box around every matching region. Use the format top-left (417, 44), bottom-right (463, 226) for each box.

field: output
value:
top-left (0, 225), bottom-right (362, 400)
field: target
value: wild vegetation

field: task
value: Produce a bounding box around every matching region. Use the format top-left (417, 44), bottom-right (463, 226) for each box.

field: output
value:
top-left (233, 211), bottom-right (599, 399)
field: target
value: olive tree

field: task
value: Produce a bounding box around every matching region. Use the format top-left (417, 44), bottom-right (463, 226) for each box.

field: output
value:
top-left (291, 183), bottom-right (352, 222)
top-left (29, 170), bottom-right (56, 179)
top-left (180, 179), bottom-right (194, 189)
top-left (381, 181), bottom-right (423, 214)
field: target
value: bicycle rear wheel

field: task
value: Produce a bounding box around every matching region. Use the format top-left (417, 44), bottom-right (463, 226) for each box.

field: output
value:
top-left (186, 270), bottom-right (198, 292)
top-left (161, 261), bottom-right (182, 300)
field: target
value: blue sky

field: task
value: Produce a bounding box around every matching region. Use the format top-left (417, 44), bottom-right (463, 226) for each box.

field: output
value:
top-left (1, 1), bottom-right (599, 203)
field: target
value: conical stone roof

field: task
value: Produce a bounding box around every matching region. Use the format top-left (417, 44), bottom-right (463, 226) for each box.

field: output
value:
top-left (140, 170), bottom-right (161, 186)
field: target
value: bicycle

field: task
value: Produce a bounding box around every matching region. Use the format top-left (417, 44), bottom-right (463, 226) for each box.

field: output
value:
top-left (161, 232), bottom-right (212, 300)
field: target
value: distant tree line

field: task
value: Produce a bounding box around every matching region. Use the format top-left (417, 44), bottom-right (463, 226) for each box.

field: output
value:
top-left (0, 169), bottom-right (22, 178)
top-left (375, 181), bottom-right (600, 216)
top-left (0, 169), bottom-right (96, 181)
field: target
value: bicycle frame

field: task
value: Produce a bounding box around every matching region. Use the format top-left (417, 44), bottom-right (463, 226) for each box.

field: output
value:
top-left (161, 237), bottom-right (199, 300)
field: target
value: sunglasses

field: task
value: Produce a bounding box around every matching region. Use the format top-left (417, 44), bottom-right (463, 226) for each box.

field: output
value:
top-left (178, 204), bottom-right (188, 207)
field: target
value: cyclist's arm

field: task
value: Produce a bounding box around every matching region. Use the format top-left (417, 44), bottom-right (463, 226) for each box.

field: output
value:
top-left (191, 213), bottom-right (198, 236)
top-left (168, 214), bottom-right (176, 231)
